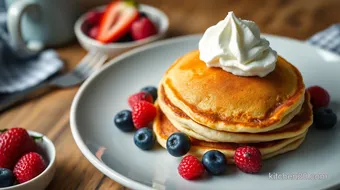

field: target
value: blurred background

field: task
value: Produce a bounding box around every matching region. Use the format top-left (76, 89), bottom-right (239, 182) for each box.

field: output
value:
top-left (68, 0), bottom-right (340, 40)
top-left (138, 0), bottom-right (340, 39)
top-left (3, 0), bottom-right (339, 40)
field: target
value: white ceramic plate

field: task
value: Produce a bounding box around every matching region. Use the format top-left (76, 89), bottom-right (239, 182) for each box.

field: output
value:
top-left (70, 35), bottom-right (340, 190)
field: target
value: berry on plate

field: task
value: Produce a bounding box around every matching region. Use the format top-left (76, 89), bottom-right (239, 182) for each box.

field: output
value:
top-left (234, 146), bottom-right (262, 174)
top-left (202, 150), bottom-right (227, 175)
top-left (13, 152), bottom-right (47, 184)
top-left (132, 101), bottom-right (157, 129)
top-left (0, 128), bottom-right (38, 169)
top-left (314, 107), bottom-right (337, 129)
top-left (178, 155), bottom-right (205, 180)
top-left (96, 0), bottom-right (139, 43)
top-left (114, 110), bottom-right (135, 132)
top-left (0, 168), bottom-right (14, 188)
top-left (307, 86), bottom-right (330, 109)
top-left (134, 128), bottom-right (155, 150)
top-left (128, 91), bottom-right (153, 108)
top-left (131, 16), bottom-right (157, 41)
top-left (141, 86), bottom-right (158, 101)
top-left (166, 132), bottom-right (191, 157)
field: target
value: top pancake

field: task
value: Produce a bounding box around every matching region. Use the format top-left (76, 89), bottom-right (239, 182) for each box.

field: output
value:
top-left (161, 50), bottom-right (305, 133)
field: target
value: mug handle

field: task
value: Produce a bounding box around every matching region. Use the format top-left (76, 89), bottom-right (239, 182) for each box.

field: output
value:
top-left (7, 0), bottom-right (43, 54)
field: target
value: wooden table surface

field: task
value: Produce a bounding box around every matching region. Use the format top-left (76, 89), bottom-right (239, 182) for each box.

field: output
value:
top-left (1, 0), bottom-right (340, 189)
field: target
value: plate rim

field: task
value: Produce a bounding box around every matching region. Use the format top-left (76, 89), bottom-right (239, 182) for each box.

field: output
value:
top-left (70, 34), bottom-right (340, 190)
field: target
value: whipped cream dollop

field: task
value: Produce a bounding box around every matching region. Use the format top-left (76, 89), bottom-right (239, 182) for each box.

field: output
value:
top-left (199, 11), bottom-right (277, 77)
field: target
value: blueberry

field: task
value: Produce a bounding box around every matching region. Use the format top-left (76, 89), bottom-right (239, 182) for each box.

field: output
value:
top-left (139, 12), bottom-right (148, 18)
top-left (141, 86), bottom-right (157, 102)
top-left (166, 132), bottom-right (191, 157)
top-left (314, 107), bottom-right (337, 129)
top-left (114, 110), bottom-right (135, 132)
top-left (202, 150), bottom-right (227, 175)
top-left (0, 168), bottom-right (14, 188)
top-left (134, 128), bottom-right (155, 150)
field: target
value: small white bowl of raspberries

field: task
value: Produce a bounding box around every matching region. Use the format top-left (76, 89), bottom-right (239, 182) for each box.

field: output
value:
top-left (0, 128), bottom-right (56, 190)
top-left (75, 0), bottom-right (169, 57)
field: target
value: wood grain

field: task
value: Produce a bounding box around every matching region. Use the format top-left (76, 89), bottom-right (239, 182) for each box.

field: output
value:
top-left (0, 0), bottom-right (339, 189)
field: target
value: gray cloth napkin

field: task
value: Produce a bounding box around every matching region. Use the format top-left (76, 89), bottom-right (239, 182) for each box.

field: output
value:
top-left (0, 3), bottom-right (63, 94)
top-left (308, 24), bottom-right (340, 54)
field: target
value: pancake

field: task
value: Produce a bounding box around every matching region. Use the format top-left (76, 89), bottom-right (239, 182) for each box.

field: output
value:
top-left (161, 50), bottom-right (305, 133)
top-left (153, 104), bottom-right (307, 163)
top-left (158, 87), bottom-right (313, 143)
top-left (192, 137), bottom-right (306, 164)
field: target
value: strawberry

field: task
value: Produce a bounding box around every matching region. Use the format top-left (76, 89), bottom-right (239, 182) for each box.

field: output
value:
top-left (0, 128), bottom-right (38, 169)
top-left (132, 101), bottom-right (157, 129)
top-left (234, 146), bottom-right (262, 174)
top-left (128, 91), bottom-right (153, 108)
top-left (131, 17), bottom-right (157, 40)
top-left (96, 1), bottom-right (139, 43)
top-left (13, 152), bottom-right (46, 184)
top-left (178, 155), bottom-right (205, 180)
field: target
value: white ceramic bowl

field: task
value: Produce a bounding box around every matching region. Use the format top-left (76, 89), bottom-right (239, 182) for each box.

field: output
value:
top-left (74, 4), bottom-right (169, 57)
top-left (1, 131), bottom-right (56, 190)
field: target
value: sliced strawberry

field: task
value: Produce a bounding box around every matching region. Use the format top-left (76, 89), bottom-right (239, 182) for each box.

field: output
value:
top-left (96, 1), bottom-right (139, 43)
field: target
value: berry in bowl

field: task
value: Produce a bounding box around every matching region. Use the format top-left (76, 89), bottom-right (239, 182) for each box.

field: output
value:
top-left (75, 0), bottom-right (169, 57)
top-left (0, 128), bottom-right (56, 190)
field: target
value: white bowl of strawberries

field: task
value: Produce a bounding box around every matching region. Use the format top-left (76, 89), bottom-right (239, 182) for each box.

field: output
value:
top-left (0, 128), bottom-right (56, 190)
top-left (75, 0), bottom-right (169, 57)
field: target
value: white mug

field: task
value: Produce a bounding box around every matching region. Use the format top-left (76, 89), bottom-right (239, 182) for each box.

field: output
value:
top-left (6, 0), bottom-right (84, 53)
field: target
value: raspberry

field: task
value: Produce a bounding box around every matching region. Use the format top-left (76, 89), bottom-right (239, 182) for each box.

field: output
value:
top-left (307, 86), bottom-right (330, 109)
top-left (128, 92), bottom-right (153, 108)
top-left (178, 155), bottom-right (205, 180)
top-left (132, 101), bottom-right (157, 129)
top-left (234, 146), bottom-right (262, 174)
top-left (131, 17), bottom-right (158, 41)
top-left (86, 11), bottom-right (103, 26)
top-left (88, 26), bottom-right (99, 39)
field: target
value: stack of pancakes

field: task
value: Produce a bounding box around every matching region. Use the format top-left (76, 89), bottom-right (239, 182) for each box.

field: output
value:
top-left (153, 50), bottom-right (313, 163)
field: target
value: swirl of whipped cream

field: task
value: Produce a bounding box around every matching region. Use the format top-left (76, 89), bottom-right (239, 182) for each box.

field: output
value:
top-left (199, 11), bottom-right (278, 77)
